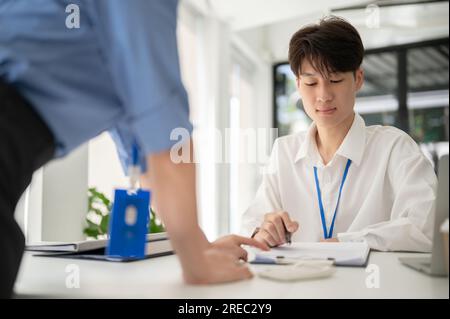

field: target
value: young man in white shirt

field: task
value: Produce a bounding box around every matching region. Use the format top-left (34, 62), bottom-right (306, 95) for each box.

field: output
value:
top-left (241, 16), bottom-right (437, 252)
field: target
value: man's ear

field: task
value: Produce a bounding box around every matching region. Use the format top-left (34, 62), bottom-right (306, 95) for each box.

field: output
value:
top-left (296, 77), bottom-right (300, 88)
top-left (355, 67), bottom-right (364, 91)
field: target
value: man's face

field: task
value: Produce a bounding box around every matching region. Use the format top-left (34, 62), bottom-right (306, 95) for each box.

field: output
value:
top-left (296, 59), bottom-right (364, 129)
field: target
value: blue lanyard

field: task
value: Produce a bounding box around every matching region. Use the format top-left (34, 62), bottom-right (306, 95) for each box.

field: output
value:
top-left (313, 159), bottom-right (352, 239)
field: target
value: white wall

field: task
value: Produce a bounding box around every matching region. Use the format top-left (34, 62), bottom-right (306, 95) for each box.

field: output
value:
top-left (41, 144), bottom-right (88, 241)
top-left (88, 132), bottom-right (128, 202)
top-left (15, 144), bottom-right (88, 243)
top-left (209, 0), bottom-right (359, 31)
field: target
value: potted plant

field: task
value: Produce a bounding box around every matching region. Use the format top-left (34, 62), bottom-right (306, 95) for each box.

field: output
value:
top-left (83, 187), bottom-right (164, 240)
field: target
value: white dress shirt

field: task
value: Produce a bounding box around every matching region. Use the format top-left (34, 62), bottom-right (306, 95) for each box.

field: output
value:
top-left (240, 113), bottom-right (437, 252)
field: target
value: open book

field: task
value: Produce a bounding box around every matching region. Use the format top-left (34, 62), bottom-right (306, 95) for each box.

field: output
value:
top-left (26, 232), bottom-right (173, 262)
top-left (251, 242), bottom-right (371, 267)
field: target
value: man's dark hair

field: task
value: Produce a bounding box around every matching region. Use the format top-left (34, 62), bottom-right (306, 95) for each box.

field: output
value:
top-left (288, 16), bottom-right (364, 78)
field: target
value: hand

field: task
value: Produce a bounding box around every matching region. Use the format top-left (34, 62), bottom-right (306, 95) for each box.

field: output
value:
top-left (253, 211), bottom-right (299, 247)
top-left (320, 238), bottom-right (339, 242)
top-left (143, 144), bottom-right (260, 285)
top-left (182, 247), bottom-right (254, 284)
top-left (211, 234), bottom-right (270, 261)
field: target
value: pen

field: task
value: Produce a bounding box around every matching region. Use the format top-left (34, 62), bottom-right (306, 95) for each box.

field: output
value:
top-left (250, 255), bottom-right (296, 265)
top-left (250, 255), bottom-right (335, 265)
top-left (284, 223), bottom-right (292, 245)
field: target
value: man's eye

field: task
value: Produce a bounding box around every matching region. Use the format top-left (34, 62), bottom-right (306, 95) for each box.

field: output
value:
top-left (330, 79), bottom-right (343, 83)
top-left (305, 83), bottom-right (317, 86)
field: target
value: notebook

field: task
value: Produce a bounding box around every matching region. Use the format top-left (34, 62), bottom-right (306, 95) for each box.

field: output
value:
top-left (25, 232), bottom-right (173, 262)
top-left (251, 241), bottom-right (371, 267)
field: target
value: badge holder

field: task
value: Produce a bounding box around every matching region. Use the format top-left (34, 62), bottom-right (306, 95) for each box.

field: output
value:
top-left (106, 143), bottom-right (150, 260)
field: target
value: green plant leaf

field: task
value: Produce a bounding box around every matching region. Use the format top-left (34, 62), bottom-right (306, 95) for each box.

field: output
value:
top-left (100, 214), bottom-right (110, 235)
top-left (84, 188), bottom-right (165, 239)
top-left (83, 227), bottom-right (99, 238)
top-left (90, 188), bottom-right (111, 207)
top-left (85, 219), bottom-right (98, 229)
top-left (90, 207), bottom-right (105, 216)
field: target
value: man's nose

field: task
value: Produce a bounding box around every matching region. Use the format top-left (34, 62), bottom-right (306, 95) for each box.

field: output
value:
top-left (316, 85), bottom-right (333, 103)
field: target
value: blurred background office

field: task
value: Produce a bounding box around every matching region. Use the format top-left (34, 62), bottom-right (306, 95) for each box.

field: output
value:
top-left (14, 0), bottom-right (449, 244)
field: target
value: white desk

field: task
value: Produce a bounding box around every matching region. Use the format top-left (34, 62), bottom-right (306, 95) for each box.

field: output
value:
top-left (15, 251), bottom-right (448, 298)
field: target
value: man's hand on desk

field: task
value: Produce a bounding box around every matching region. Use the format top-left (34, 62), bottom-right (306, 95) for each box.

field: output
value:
top-left (144, 143), bottom-right (268, 285)
top-left (182, 235), bottom-right (269, 285)
top-left (211, 234), bottom-right (270, 261)
top-left (252, 211), bottom-right (299, 247)
top-left (183, 247), bottom-right (253, 284)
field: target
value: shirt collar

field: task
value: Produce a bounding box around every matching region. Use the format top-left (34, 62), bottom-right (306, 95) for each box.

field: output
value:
top-left (295, 113), bottom-right (366, 166)
top-left (295, 121), bottom-right (317, 163)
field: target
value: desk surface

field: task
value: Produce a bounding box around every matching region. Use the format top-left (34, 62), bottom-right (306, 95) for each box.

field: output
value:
top-left (15, 251), bottom-right (449, 299)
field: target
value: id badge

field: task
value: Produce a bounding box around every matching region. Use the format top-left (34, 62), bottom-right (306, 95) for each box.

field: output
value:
top-left (106, 189), bottom-right (150, 259)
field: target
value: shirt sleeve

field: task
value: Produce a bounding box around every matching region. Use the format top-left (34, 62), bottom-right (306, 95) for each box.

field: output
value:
top-left (89, 0), bottom-right (193, 171)
top-left (337, 133), bottom-right (438, 252)
top-left (240, 139), bottom-right (283, 237)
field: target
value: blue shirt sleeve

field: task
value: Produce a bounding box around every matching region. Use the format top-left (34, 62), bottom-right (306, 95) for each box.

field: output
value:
top-left (88, 0), bottom-right (193, 171)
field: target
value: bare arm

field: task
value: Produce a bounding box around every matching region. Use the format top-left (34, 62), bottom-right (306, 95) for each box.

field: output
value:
top-left (141, 139), bottom-right (266, 283)
top-left (141, 140), bottom-right (209, 282)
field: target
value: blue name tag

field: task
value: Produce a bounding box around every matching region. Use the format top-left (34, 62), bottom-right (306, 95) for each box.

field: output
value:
top-left (106, 189), bottom-right (150, 259)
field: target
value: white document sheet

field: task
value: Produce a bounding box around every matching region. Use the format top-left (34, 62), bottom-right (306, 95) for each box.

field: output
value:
top-left (253, 242), bottom-right (371, 266)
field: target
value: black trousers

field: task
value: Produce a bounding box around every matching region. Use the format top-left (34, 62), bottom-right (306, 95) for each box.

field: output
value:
top-left (0, 79), bottom-right (55, 298)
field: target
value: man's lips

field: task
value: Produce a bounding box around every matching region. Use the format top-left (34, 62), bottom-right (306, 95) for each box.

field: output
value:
top-left (316, 107), bottom-right (337, 114)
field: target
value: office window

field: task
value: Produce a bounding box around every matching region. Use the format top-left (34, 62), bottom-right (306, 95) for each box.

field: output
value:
top-left (178, 8), bottom-right (201, 128)
top-left (177, 6), bottom-right (217, 237)
top-left (356, 52), bottom-right (399, 127)
top-left (273, 63), bottom-right (311, 137)
top-left (407, 43), bottom-right (449, 143)
top-left (229, 56), bottom-right (258, 233)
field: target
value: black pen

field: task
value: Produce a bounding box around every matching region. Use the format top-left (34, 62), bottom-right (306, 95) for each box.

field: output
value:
top-left (284, 223), bottom-right (292, 245)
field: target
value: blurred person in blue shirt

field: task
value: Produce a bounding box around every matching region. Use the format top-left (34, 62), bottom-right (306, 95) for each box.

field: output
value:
top-left (0, 0), bottom-right (267, 298)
